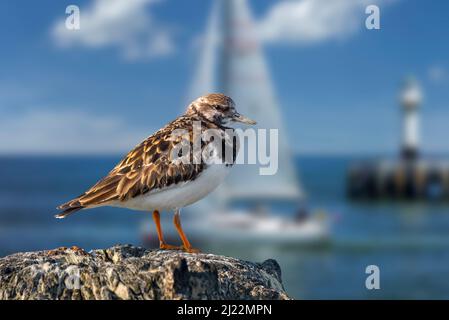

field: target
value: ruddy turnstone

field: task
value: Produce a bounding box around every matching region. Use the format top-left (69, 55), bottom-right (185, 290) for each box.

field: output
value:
top-left (56, 93), bottom-right (256, 253)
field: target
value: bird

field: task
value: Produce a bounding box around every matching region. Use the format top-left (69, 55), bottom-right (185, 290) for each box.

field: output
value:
top-left (56, 93), bottom-right (256, 253)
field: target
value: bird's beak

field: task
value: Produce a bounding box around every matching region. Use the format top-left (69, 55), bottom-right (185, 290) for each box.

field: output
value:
top-left (232, 113), bottom-right (257, 125)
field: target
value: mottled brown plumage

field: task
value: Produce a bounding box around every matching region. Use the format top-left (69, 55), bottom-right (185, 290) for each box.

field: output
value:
top-left (56, 93), bottom-right (246, 218)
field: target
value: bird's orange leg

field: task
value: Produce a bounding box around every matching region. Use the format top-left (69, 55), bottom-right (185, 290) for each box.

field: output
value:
top-left (152, 210), bottom-right (181, 250)
top-left (173, 210), bottom-right (200, 253)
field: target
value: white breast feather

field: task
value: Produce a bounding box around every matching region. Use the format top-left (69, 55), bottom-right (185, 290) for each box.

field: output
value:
top-left (110, 163), bottom-right (231, 212)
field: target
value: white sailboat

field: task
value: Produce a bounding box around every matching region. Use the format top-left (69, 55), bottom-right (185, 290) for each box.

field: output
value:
top-left (180, 0), bottom-right (330, 245)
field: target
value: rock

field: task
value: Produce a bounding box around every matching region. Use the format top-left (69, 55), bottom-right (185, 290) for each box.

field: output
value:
top-left (0, 244), bottom-right (290, 300)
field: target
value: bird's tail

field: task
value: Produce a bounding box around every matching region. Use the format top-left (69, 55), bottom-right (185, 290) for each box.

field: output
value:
top-left (55, 175), bottom-right (120, 218)
top-left (55, 198), bottom-right (85, 219)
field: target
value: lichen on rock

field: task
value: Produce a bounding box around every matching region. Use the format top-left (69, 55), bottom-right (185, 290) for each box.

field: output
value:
top-left (0, 244), bottom-right (290, 300)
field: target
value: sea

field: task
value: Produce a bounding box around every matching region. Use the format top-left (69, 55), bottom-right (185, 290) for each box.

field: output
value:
top-left (1, 155), bottom-right (449, 299)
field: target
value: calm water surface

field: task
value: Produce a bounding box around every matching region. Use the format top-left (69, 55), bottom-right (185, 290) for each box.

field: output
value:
top-left (1, 156), bottom-right (448, 299)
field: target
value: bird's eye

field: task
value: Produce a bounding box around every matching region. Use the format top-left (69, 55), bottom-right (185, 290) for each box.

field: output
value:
top-left (215, 105), bottom-right (227, 111)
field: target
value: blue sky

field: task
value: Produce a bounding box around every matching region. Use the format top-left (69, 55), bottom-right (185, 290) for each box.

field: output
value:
top-left (0, 0), bottom-right (448, 155)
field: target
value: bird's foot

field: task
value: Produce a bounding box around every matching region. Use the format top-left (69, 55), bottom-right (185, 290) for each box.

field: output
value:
top-left (159, 242), bottom-right (182, 250)
top-left (182, 246), bottom-right (201, 254)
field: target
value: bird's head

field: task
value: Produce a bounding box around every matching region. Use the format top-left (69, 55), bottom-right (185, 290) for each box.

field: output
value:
top-left (186, 93), bottom-right (257, 127)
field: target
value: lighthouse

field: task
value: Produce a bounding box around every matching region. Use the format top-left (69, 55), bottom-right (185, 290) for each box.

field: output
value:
top-left (348, 77), bottom-right (449, 201)
top-left (400, 77), bottom-right (422, 161)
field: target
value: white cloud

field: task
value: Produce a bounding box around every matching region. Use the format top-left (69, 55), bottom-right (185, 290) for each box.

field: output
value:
top-left (0, 109), bottom-right (149, 154)
top-left (258, 0), bottom-right (390, 45)
top-left (51, 0), bottom-right (174, 60)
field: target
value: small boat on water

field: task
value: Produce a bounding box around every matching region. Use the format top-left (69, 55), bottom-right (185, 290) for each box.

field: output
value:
top-left (141, 208), bottom-right (330, 247)
top-left (186, 209), bottom-right (330, 245)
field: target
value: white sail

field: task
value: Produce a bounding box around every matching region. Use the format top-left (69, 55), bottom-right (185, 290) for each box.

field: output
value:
top-left (189, 0), bottom-right (303, 205)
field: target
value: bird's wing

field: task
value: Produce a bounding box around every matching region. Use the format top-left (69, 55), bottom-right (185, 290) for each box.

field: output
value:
top-left (56, 117), bottom-right (205, 216)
